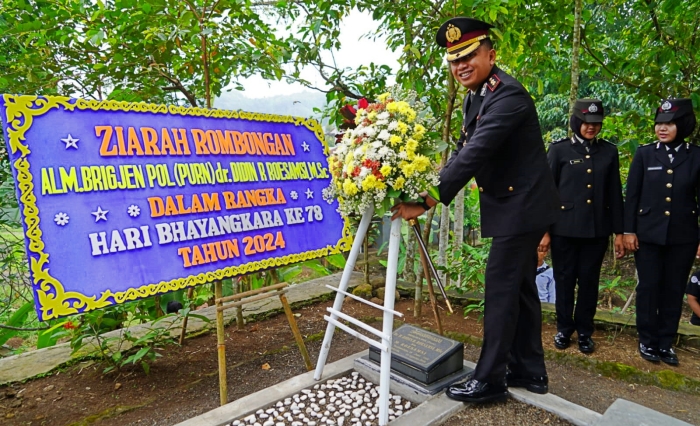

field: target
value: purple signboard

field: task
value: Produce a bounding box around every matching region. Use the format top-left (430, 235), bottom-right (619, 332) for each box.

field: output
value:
top-left (1, 95), bottom-right (351, 321)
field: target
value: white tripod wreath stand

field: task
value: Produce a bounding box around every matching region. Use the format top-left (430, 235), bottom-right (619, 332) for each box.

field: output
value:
top-left (313, 206), bottom-right (400, 426)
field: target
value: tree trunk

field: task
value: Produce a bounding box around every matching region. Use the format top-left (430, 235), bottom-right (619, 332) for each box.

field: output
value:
top-left (452, 188), bottom-right (465, 286)
top-left (403, 226), bottom-right (417, 283)
top-left (567, 0), bottom-right (583, 137)
top-left (438, 202), bottom-right (450, 285)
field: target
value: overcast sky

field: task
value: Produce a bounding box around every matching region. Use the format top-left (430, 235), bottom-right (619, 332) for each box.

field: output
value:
top-left (238, 10), bottom-right (400, 99)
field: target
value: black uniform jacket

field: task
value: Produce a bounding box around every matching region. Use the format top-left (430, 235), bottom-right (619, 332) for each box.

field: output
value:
top-left (438, 66), bottom-right (560, 238)
top-left (547, 137), bottom-right (624, 238)
top-left (624, 142), bottom-right (700, 245)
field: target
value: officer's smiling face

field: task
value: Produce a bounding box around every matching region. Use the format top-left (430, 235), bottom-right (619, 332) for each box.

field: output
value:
top-left (450, 44), bottom-right (496, 92)
top-left (655, 122), bottom-right (678, 143)
top-left (580, 122), bottom-right (602, 139)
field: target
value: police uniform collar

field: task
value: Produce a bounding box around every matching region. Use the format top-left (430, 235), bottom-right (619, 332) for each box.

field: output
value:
top-left (573, 134), bottom-right (596, 145)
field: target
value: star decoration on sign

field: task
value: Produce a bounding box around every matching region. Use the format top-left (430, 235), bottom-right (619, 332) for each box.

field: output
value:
top-left (91, 206), bottom-right (109, 222)
top-left (301, 141), bottom-right (310, 152)
top-left (127, 205), bottom-right (141, 217)
top-left (60, 134), bottom-right (79, 149)
top-left (290, 190), bottom-right (299, 200)
top-left (305, 188), bottom-right (314, 199)
top-left (54, 212), bottom-right (69, 226)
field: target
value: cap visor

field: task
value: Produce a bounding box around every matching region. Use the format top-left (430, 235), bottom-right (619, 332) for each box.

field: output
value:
top-left (655, 112), bottom-right (675, 123)
top-left (446, 42), bottom-right (480, 62)
top-left (582, 114), bottom-right (604, 123)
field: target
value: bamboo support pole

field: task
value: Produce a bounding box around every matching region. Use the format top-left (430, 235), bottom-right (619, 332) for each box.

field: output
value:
top-left (215, 280), bottom-right (227, 406)
top-left (418, 246), bottom-right (443, 335)
top-left (216, 290), bottom-right (285, 311)
top-left (279, 293), bottom-right (313, 371)
top-left (216, 283), bottom-right (288, 303)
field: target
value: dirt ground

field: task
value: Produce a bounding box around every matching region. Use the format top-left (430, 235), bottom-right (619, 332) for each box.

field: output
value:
top-left (1, 294), bottom-right (700, 426)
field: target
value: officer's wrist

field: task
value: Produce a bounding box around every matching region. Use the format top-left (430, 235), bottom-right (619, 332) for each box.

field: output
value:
top-left (419, 198), bottom-right (431, 211)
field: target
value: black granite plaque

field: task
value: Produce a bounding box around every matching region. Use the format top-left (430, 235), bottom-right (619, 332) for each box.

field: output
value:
top-left (368, 324), bottom-right (463, 385)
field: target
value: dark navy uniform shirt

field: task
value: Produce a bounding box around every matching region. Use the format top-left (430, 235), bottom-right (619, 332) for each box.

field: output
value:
top-left (547, 136), bottom-right (624, 238)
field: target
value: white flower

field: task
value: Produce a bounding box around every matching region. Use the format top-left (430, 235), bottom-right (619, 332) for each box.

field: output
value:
top-left (377, 112), bottom-right (390, 120)
top-left (54, 212), bottom-right (69, 226)
top-left (377, 130), bottom-right (391, 140)
top-left (388, 121), bottom-right (399, 131)
top-left (359, 167), bottom-right (371, 178)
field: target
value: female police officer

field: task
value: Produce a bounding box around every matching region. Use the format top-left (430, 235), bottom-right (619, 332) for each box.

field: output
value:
top-left (540, 99), bottom-right (625, 354)
top-left (623, 98), bottom-right (700, 365)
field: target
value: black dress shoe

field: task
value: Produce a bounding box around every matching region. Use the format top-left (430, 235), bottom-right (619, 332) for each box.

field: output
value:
top-left (506, 371), bottom-right (549, 394)
top-left (446, 378), bottom-right (508, 404)
top-left (659, 348), bottom-right (679, 365)
top-left (638, 343), bottom-right (660, 362)
top-left (578, 335), bottom-right (595, 354)
top-left (554, 332), bottom-right (571, 349)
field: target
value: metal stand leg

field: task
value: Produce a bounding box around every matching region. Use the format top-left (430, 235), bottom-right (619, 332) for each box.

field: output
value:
top-left (378, 218), bottom-right (401, 426)
top-left (314, 206), bottom-right (374, 380)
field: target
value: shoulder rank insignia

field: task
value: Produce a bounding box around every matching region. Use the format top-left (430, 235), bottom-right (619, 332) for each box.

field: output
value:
top-left (551, 137), bottom-right (568, 144)
top-left (487, 74), bottom-right (501, 92)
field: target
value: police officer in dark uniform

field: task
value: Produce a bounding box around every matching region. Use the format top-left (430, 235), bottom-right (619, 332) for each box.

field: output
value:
top-left (391, 17), bottom-right (560, 403)
top-left (540, 99), bottom-right (625, 354)
top-left (623, 98), bottom-right (700, 365)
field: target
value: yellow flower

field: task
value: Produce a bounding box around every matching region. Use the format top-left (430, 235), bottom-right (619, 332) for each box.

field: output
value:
top-left (413, 124), bottom-right (426, 140)
top-left (368, 111), bottom-right (378, 121)
top-left (394, 176), bottom-right (405, 189)
top-left (378, 92), bottom-right (391, 103)
top-left (397, 121), bottom-right (408, 134)
top-left (389, 135), bottom-right (402, 146)
top-left (405, 139), bottom-right (418, 155)
top-left (386, 102), bottom-right (399, 113)
top-left (413, 155), bottom-right (431, 172)
top-left (343, 179), bottom-right (359, 196)
top-left (361, 175), bottom-right (386, 191)
top-left (401, 161), bottom-right (417, 177)
top-left (380, 164), bottom-right (392, 176)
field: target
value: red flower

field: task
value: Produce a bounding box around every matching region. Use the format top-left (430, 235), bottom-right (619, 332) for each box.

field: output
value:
top-left (63, 321), bottom-right (77, 330)
top-left (358, 98), bottom-right (369, 109)
top-left (352, 166), bottom-right (361, 177)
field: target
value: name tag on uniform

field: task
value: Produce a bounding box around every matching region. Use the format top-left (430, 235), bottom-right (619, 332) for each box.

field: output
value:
top-left (569, 159), bottom-right (584, 164)
top-left (647, 166), bottom-right (662, 170)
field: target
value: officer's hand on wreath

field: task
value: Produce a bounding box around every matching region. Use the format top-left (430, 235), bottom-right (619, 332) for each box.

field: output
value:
top-left (614, 234), bottom-right (625, 259)
top-left (623, 234), bottom-right (639, 253)
top-left (390, 202), bottom-right (425, 221)
top-left (538, 232), bottom-right (550, 253)
top-left (696, 243), bottom-right (700, 259)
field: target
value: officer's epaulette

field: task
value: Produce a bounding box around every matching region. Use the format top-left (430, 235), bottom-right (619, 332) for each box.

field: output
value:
top-left (486, 74), bottom-right (501, 92)
top-left (598, 138), bottom-right (615, 146)
top-left (550, 137), bottom-right (569, 144)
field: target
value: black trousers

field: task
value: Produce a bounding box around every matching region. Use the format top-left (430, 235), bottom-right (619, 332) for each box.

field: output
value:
top-left (550, 235), bottom-right (609, 338)
top-left (473, 229), bottom-right (547, 383)
top-left (634, 241), bottom-right (697, 349)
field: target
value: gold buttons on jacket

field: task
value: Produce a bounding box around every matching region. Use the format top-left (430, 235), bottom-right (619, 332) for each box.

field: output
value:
top-left (479, 187), bottom-right (484, 192)
top-left (561, 206), bottom-right (566, 210)
top-left (587, 169), bottom-right (592, 174)
top-left (667, 183), bottom-right (673, 188)
top-left (585, 155), bottom-right (591, 159)
top-left (667, 169), bottom-right (673, 174)
top-left (587, 184), bottom-right (592, 188)
top-left (587, 199), bottom-right (592, 204)
top-left (508, 186), bottom-right (514, 191)
top-left (639, 209), bottom-right (643, 213)
top-left (666, 197), bottom-right (672, 202)
top-left (665, 211), bottom-right (671, 216)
